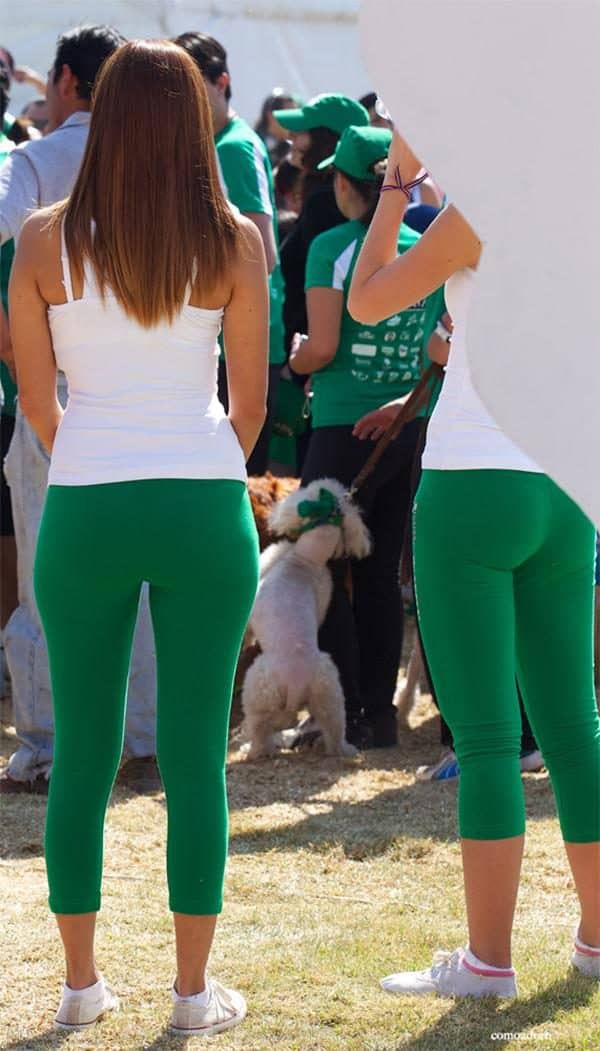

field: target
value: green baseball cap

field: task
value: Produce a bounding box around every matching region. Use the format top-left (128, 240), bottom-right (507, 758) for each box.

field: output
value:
top-left (317, 125), bottom-right (392, 181)
top-left (272, 93), bottom-right (369, 136)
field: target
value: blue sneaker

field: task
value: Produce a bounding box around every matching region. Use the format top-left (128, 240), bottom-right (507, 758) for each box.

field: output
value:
top-left (415, 749), bottom-right (460, 782)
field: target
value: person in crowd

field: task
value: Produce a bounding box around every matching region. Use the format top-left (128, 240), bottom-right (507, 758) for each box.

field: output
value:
top-left (175, 32), bottom-right (284, 476)
top-left (0, 24), bottom-right (158, 795)
top-left (0, 48), bottom-right (47, 139)
top-left (273, 156), bottom-right (302, 221)
top-left (275, 93), bottom-right (369, 354)
top-left (289, 125), bottom-right (445, 748)
top-left (10, 39), bottom-right (266, 1035)
top-left (274, 94), bottom-right (370, 473)
top-left (359, 91), bottom-right (393, 129)
top-left (349, 128), bottom-right (600, 996)
top-left (0, 64), bottom-right (17, 664)
top-left (20, 97), bottom-right (50, 134)
top-left (254, 87), bottom-right (298, 166)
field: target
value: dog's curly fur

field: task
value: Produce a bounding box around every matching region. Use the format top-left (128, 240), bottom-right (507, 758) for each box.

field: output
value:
top-left (241, 478), bottom-right (371, 759)
top-left (247, 473), bottom-right (300, 551)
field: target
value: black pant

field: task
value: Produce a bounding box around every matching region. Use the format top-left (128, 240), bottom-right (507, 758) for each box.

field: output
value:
top-left (217, 360), bottom-right (281, 476)
top-left (302, 420), bottom-right (422, 723)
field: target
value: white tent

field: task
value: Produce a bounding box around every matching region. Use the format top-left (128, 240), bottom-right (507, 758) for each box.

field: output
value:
top-left (3, 1), bottom-right (371, 126)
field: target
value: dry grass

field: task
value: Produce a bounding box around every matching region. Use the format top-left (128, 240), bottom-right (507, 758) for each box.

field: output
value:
top-left (1, 684), bottom-right (599, 1051)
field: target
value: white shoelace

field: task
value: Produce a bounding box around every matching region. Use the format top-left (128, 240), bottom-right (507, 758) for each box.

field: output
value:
top-left (429, 948), bottom-right (463, 978)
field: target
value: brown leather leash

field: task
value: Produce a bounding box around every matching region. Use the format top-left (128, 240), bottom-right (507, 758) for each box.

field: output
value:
top-left (349, 363), bottom-right (444, 499)
top-left (338, 363), bottom-right (444, 600)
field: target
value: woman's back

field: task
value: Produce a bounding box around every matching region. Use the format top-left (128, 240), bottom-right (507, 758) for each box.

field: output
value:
top-left (422, 267), bottom-right (542, 473)
top-left (46, 222), bottom-right (246, 486)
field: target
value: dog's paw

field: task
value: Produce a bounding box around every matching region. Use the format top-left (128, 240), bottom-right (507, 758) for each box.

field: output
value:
top-left (321, 739), bottom-right (359, 758)
top-left (340, 740), bottom-right (359, 758)
top-left (242, 741), bottom-right (279, 760)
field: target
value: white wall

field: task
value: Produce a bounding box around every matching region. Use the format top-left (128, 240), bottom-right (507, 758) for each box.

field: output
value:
top-left (3, 0), bottom-right (372, 126)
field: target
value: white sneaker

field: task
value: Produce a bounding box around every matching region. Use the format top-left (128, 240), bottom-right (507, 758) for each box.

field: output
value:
top-left (519, 749), bottom-right (544, 772)
top-left (170, 977), bottom-right (247, 1037)
top-left (381, 947), bottom-right (517, 999)
top-left (55, 975), bottom-right (119, 1030)
top-left (572, 932), bottom-right (600, 978)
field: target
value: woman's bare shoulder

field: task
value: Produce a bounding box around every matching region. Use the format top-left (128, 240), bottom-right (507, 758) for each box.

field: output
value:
top-left (18, 206), bottom-right (61, 259)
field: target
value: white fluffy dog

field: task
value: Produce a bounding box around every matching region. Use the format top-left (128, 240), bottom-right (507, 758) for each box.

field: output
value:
top-left (241, 478), bottom-right (371, 759)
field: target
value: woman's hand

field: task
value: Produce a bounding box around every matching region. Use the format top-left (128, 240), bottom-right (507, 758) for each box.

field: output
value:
top-left (352, 396), bottom-right (408, 441)
top-left (289, 331), bottom-right (306, 359)
top-left (385, 128), bottom-right (424, 188)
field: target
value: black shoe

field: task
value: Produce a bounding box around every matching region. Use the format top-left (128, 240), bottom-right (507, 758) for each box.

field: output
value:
top-left (346, 715), bottom-right (373, 750)
top-left (116, 756), bottom-right (162, 793)
top-left (369, 711), bottom-right (398, 749)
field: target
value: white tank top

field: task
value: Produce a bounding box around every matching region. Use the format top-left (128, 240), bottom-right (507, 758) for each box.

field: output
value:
top-left (422, 267), bottom-right (542, 472)
top-left (47, 223), bottom-right (246, 486)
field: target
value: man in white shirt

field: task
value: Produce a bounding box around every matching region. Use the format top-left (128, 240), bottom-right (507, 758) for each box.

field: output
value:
top-left (0, 25), bottom-right (159, 794)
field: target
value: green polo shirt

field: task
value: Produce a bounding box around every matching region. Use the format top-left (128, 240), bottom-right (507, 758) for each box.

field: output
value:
top-left (215, 115), bottom-right (285, 365)
top-left (305, 219), bottom-right (445, 427)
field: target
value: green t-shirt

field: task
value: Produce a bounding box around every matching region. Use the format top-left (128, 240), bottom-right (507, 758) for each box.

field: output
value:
top-left (215, 115), bottom-right (285, 366)
top-left (305, 219), bottom-right (445, 427)
top-left (0, 133), bottom-right (16, 415)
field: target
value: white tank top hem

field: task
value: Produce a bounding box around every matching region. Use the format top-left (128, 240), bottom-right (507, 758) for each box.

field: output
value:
top-left (421, 266), bottom-right (542, 474)
top-left (47, 222), bottom-right (246, 487)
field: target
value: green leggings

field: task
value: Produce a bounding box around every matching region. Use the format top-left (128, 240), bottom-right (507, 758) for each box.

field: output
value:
top-left (34, 479), bottom-right (259, 915)
top-left (413, 470), bottom-right (600, 842)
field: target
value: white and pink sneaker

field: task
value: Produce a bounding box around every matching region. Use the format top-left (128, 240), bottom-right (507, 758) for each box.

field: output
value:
top-left (55, 975), bottom-right (119, 1030)
top-left (380, 947), bottom-right (517, 999)
top-left (572, 932), bottom-right (600, 979)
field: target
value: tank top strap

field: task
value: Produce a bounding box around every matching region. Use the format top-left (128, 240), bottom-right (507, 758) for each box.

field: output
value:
top-left (82, 256), bottom-right (101, 299)
top-left (184, 261), bottom-right (199, 307)
top-left (60, 217), bottom-right (74, 303)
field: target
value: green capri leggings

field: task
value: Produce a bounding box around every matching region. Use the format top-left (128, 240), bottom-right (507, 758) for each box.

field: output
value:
top-left (413, 469), bottom-right (600, 842)
top-left (34, 479), bottom-right (259, 915)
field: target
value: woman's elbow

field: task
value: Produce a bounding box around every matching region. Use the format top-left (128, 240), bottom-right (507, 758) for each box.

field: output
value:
top-left (348, 286), bottom-right (382, 326)
top-left (232, 403), bottom-right (267, 428)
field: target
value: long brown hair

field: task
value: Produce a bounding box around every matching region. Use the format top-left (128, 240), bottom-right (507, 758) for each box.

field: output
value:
top-left (53, 40), bottom-right (239, 327)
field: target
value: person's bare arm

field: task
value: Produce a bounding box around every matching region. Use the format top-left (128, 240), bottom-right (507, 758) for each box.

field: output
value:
top-left (352, 394), bottom-right (411, 441)
top-left (222, 217), bottom-right (269, 459)
top-left (348, 131), bottom-right (481, 324)
top-left (13, 65), bottom-right (47, 94)
top-left (8, 214), bottom-right (62, 451)
top-left (243, 211), bottom-right (277, 274)
top-left (289, 287), bottom-right (343, 374)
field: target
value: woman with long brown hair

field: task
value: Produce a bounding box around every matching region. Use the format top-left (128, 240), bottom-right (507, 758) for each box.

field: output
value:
top-left (9, 40), bottom-right (268, 1036)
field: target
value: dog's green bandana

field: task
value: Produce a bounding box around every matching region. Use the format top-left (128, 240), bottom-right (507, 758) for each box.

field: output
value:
top-left (295, 488), bottom-right (343, 535)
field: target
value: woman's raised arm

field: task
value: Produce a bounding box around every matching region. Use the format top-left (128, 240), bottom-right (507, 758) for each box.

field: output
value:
top-left (348, 131), bottom-right (481, 324)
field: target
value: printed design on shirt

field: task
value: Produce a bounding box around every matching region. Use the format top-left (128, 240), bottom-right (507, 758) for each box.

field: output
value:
top-left (349, 300), bottom-right (425, 385)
